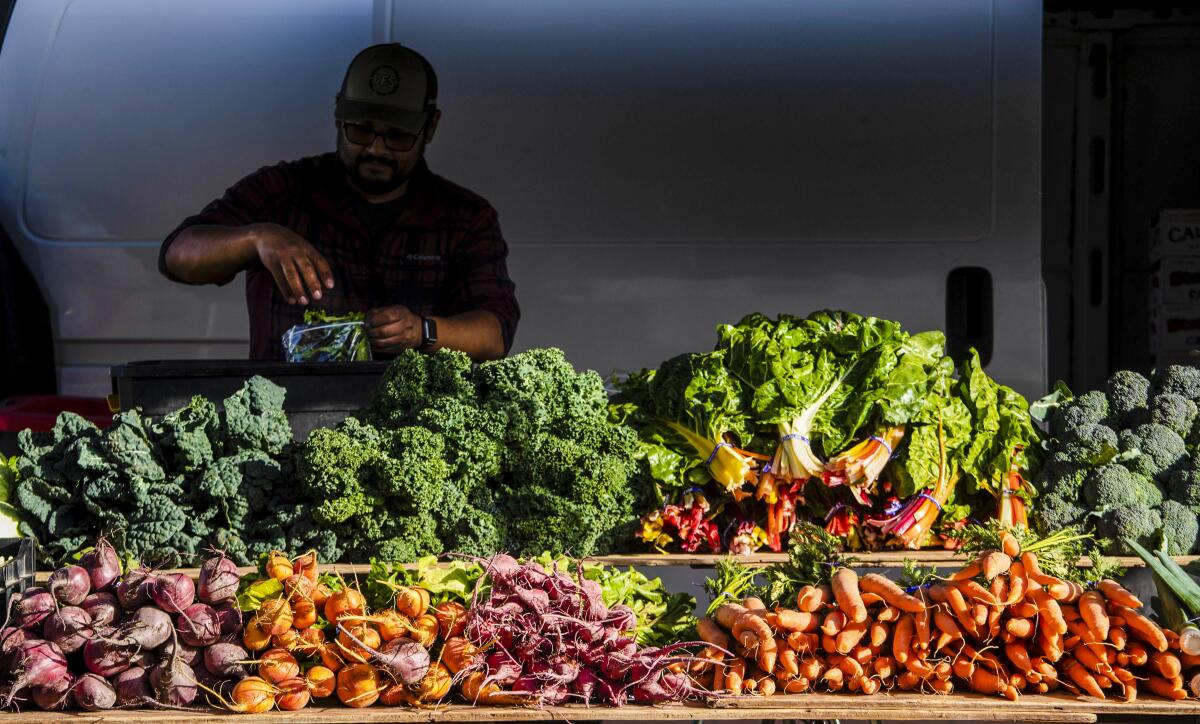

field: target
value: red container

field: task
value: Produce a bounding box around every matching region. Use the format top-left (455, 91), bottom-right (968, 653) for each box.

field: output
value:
top-left (0, 396), bottom-right (113, 432)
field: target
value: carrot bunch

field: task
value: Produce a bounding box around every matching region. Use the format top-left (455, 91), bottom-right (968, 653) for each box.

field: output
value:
top-left (691, 531), bottom-right (1198, 702)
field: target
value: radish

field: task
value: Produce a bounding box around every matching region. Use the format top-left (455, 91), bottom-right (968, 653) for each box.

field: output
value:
top-left (79, 538), bottom-right (122, 591)
top-left (204, 641), bottom-right (249, 679)
top-left (150, 658), bottom-right (198, 707)
top-left (175, 603), bottom-right (220, 647)
top-left (1, 638), bottom-right (68, 706)
top-left (116, 567), bottom-right (151, 610)
top-left (42, 606), bottom-right (93, 654)
top-left (113, 666), bottom-right (153, 707)
top-left (74, 672), bottom-right (117, 711)
top-left (48, 565), bottom-right (91, 606)
top-left (81, 592), bottom-right (121, 627)
top-left (212, 600), bottom-right (242, 637)
top-left (12, 588), bottom-right (56, 630)
top-left (119, 606), bottom-right (173, 650)
top-left (31, 674), bottom-right (75, 711)
top-left (198, 554), bottom-right (240, 604)
top-left (82, 638), bottom-right (137, 677)
top-left (148, 573), bottom-right (195, 614)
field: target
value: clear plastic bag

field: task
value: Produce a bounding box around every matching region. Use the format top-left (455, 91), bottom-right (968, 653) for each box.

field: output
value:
top-left (282, 310), bottom-right (372, 363)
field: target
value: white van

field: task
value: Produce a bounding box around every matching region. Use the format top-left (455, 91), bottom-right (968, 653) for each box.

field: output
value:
top-left (0, 0), bottom-right (1044, 397)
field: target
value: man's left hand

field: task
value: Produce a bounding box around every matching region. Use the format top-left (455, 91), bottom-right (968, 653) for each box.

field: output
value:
top-left (364, 305), bottom-right (424, 354)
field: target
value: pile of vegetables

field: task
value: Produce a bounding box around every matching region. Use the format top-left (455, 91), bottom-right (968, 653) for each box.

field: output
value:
top-left (1033, 365), bottom-right (1200, 555)
top-left (231, 549), bottom-right (462, 711)
top-left (9, 378), bottom-right (330, 565)
top-left (296, 347), bottom-right (645, 560)
top-left (612, 310), bottom-right (1041, 554)
top-left (0, 539), bottom-right (244, 711)
top-left (690, 524), bottom-right (1198, 702)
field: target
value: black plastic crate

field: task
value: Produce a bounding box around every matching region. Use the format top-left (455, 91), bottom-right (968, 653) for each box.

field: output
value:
top-left (111, 360), bottom-right (391, 439)
top-left (0, 538), bottom-right (37, 617)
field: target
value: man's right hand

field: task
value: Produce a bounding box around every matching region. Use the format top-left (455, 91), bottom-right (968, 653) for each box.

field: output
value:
top-left (253, 223), bottom-right (335, 305)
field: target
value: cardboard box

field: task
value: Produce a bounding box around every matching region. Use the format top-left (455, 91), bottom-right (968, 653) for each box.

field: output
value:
top-left (1150, 304), bottom-right (1200, 354)
top-left (1150, 210), bottom-right (1200, 264)
top-left (1152, 257), bottom-right (1200, 307)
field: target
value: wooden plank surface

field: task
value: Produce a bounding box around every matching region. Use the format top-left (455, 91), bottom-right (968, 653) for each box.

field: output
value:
top-left (13, 692), bottom-right (1200, 722)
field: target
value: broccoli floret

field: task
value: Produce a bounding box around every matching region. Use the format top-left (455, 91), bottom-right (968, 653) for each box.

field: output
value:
top-left (1160, 500), bottom-right (1199, 555)
top-left (1119, 423), bottom-right (1187, 482)
top-left (1032, 491), bottom-right (1087, 533)
top-left (1152, 364), bottom-right (1200, 400)
top-left (1050, 424), bottom-right (1119, 467)
top-left (1052, 391), bottom-right (1109, 438)
top-left (1106, 370), bottom-right (1151, 426)
top-left (1084, 464), bottom-right (1162, 510)
top-left (1168, 460), bottom-right (1200, 513)
top-left (1150, 393), bottom-right (1199, 438)
top-left (1034, 465), bottom-right (1088, 497)
top-left (1099, 505), bottom-right (1163, 555)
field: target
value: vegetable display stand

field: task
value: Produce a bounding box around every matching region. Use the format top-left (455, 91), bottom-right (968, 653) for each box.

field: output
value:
top-left (110, 360), bottom-right (391, 439)
top-left (6, 693), bottom-right (1200, 722)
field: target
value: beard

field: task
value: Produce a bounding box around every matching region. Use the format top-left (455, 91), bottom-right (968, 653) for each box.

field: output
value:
top-left (341, 152), bottom-right (411, 195)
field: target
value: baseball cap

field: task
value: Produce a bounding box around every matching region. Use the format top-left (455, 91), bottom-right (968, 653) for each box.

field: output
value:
top-left (335, 44), bottom-right (438, 134)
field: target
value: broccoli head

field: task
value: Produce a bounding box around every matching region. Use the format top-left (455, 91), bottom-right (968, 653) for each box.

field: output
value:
top-left (1106, 370), bottom-right (1151, 426)
top-left (1119, 423), bottom-right (1187, 481)
top-left (1032, 491), bottom-right (1087, 534)
top-left (1150, 393), bottom-right (1198, 438)
top-left (1152, 364), bottom-right (1200, 400)
top-left (1168, 459), bottom-right (1200, 513)
top-left (1052, 391), bottom-right (1109, 438)
top-left (1098, 505), bottom-right (1163, 555)
top-left (1159, 499), bottom-right (1199, 555)
top-left (1083, 464), bottom-right (1162, 510)
top-left (1051, 424), bottom-right (1119, 467)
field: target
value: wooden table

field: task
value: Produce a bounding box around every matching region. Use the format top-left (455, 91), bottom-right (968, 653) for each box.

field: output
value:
top-left (5, 693), bottom-right (1200, 723)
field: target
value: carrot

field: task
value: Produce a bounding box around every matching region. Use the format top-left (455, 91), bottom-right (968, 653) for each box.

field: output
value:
top-left (724, 658), bottom-right (747, 695)
top-left (777, 647), bottom-right (799, 678)
top-left (958, 579), bottom-right (1000, 607)
top-left (873, 656), bottom-right (896, 679)
top-left (933, 609), bottom-right (963, 644)
top-left (893, 614), bottom-right (915, 664)
top-left (715, 602), bottom-right (750, 630)
top-left (822, 665), bottom-right (844, 692)
top-left (1005, 641), bottom-right (1034, 673)
top-left (1126, 641), bottom-right (1150, 667)
top-left (836, 620), bottom-right (868, 655)
top-left (897, 671), bottom-right (921, 690)
top-left (821, 609), bottom-right (847, 636)
top-left (1006, 618), bottom-right (1034, 639)
top-left (1145, 675), bottom-right (1187, 701)
top-left (1005, 561), bottom-right (1028, 605)
top-left (973, 603), bottom-right (988, 628)
top-left (927, 677), bottom-right (954, 695)
top-left (774, 609), bottom-right (819, 633)
top-left (1109, 626), bottom-right (1128, 651)
top-left (832, 568), bottom-right (867, 623)
top-left (1063, 658), bottom-right (1105, 699)
top-left (1150, 651), bottom-right (1183, 679)
top-left (1078, 591), bottom-right (1110, 641)
top-left (1179, 650), bottom-right (1200, 668)
top-left (1073, 644), bottom-right (1113, 676)
top-left (757, 644), bottom-right (778, 675)
top-left (832, 654), bottom-right (864, 679)
top-left (858, 675), bottom-right (881, 695)
top-left (1118, 606), bottom-right (1168, 652)
top-left (869, 621), bottom-right (889, 648)
top-left (787, 631), bottom-right (819, 653)
top-left (1046, 579), bottom-right (1073, 602)
top-left (798, 656), bottom-right (824, 681)
top-left (781, 677), bottom-right (809, 694)
top-left (859, 592), bottom-right (885, 606)
top-left (859, 573), bottom-right (924, 613)
top-left (980, 551), bottom-right (1013, 581)
top-left (1028, 588), bottom-right (1068, 635)
top-left (999, 530), bottom-right (1021, 557)
top-left (944, 585), bottom-right (978, 637)
top-left (904, 654), bottom-right (935, 678)
top-left (1010, 600), bottom-right (1038, 619)
top-left (743, 596), bottom-right (767, 612)
top-left (1020, 551), bottom-right (1060, 586)
top-left (763, 611), bottom-right (781, 630)
top-left (821, 633), bottom-right (837, 655)
top-left (947, 559), bottom-right (982, 581)
top-left (1097, 579), bottom-right (1143, 608)
top-left (1038, 631), bottom-right (1064, 663)
top-left (914, 600), bottom-right (932, 651)
top-left (733, 610), bottom-right (775, 649)
top-left (797, 585), bottom-right (832, 613)
top-left (757, 676), bottom-right (777, 696)
top-left (697, 617), bottom-right (732, 649)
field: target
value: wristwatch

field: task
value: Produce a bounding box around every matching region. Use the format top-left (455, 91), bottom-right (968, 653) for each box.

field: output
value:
top-left (419, 316), bottom-right (438, 351)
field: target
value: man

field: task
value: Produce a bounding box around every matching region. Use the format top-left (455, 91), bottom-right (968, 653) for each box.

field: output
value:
top-left (160, 44), bottom-right (518, 361)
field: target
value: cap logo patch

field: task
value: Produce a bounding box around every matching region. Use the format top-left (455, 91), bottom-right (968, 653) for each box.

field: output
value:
top-left (368, 65), bottom-right (400, 95)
